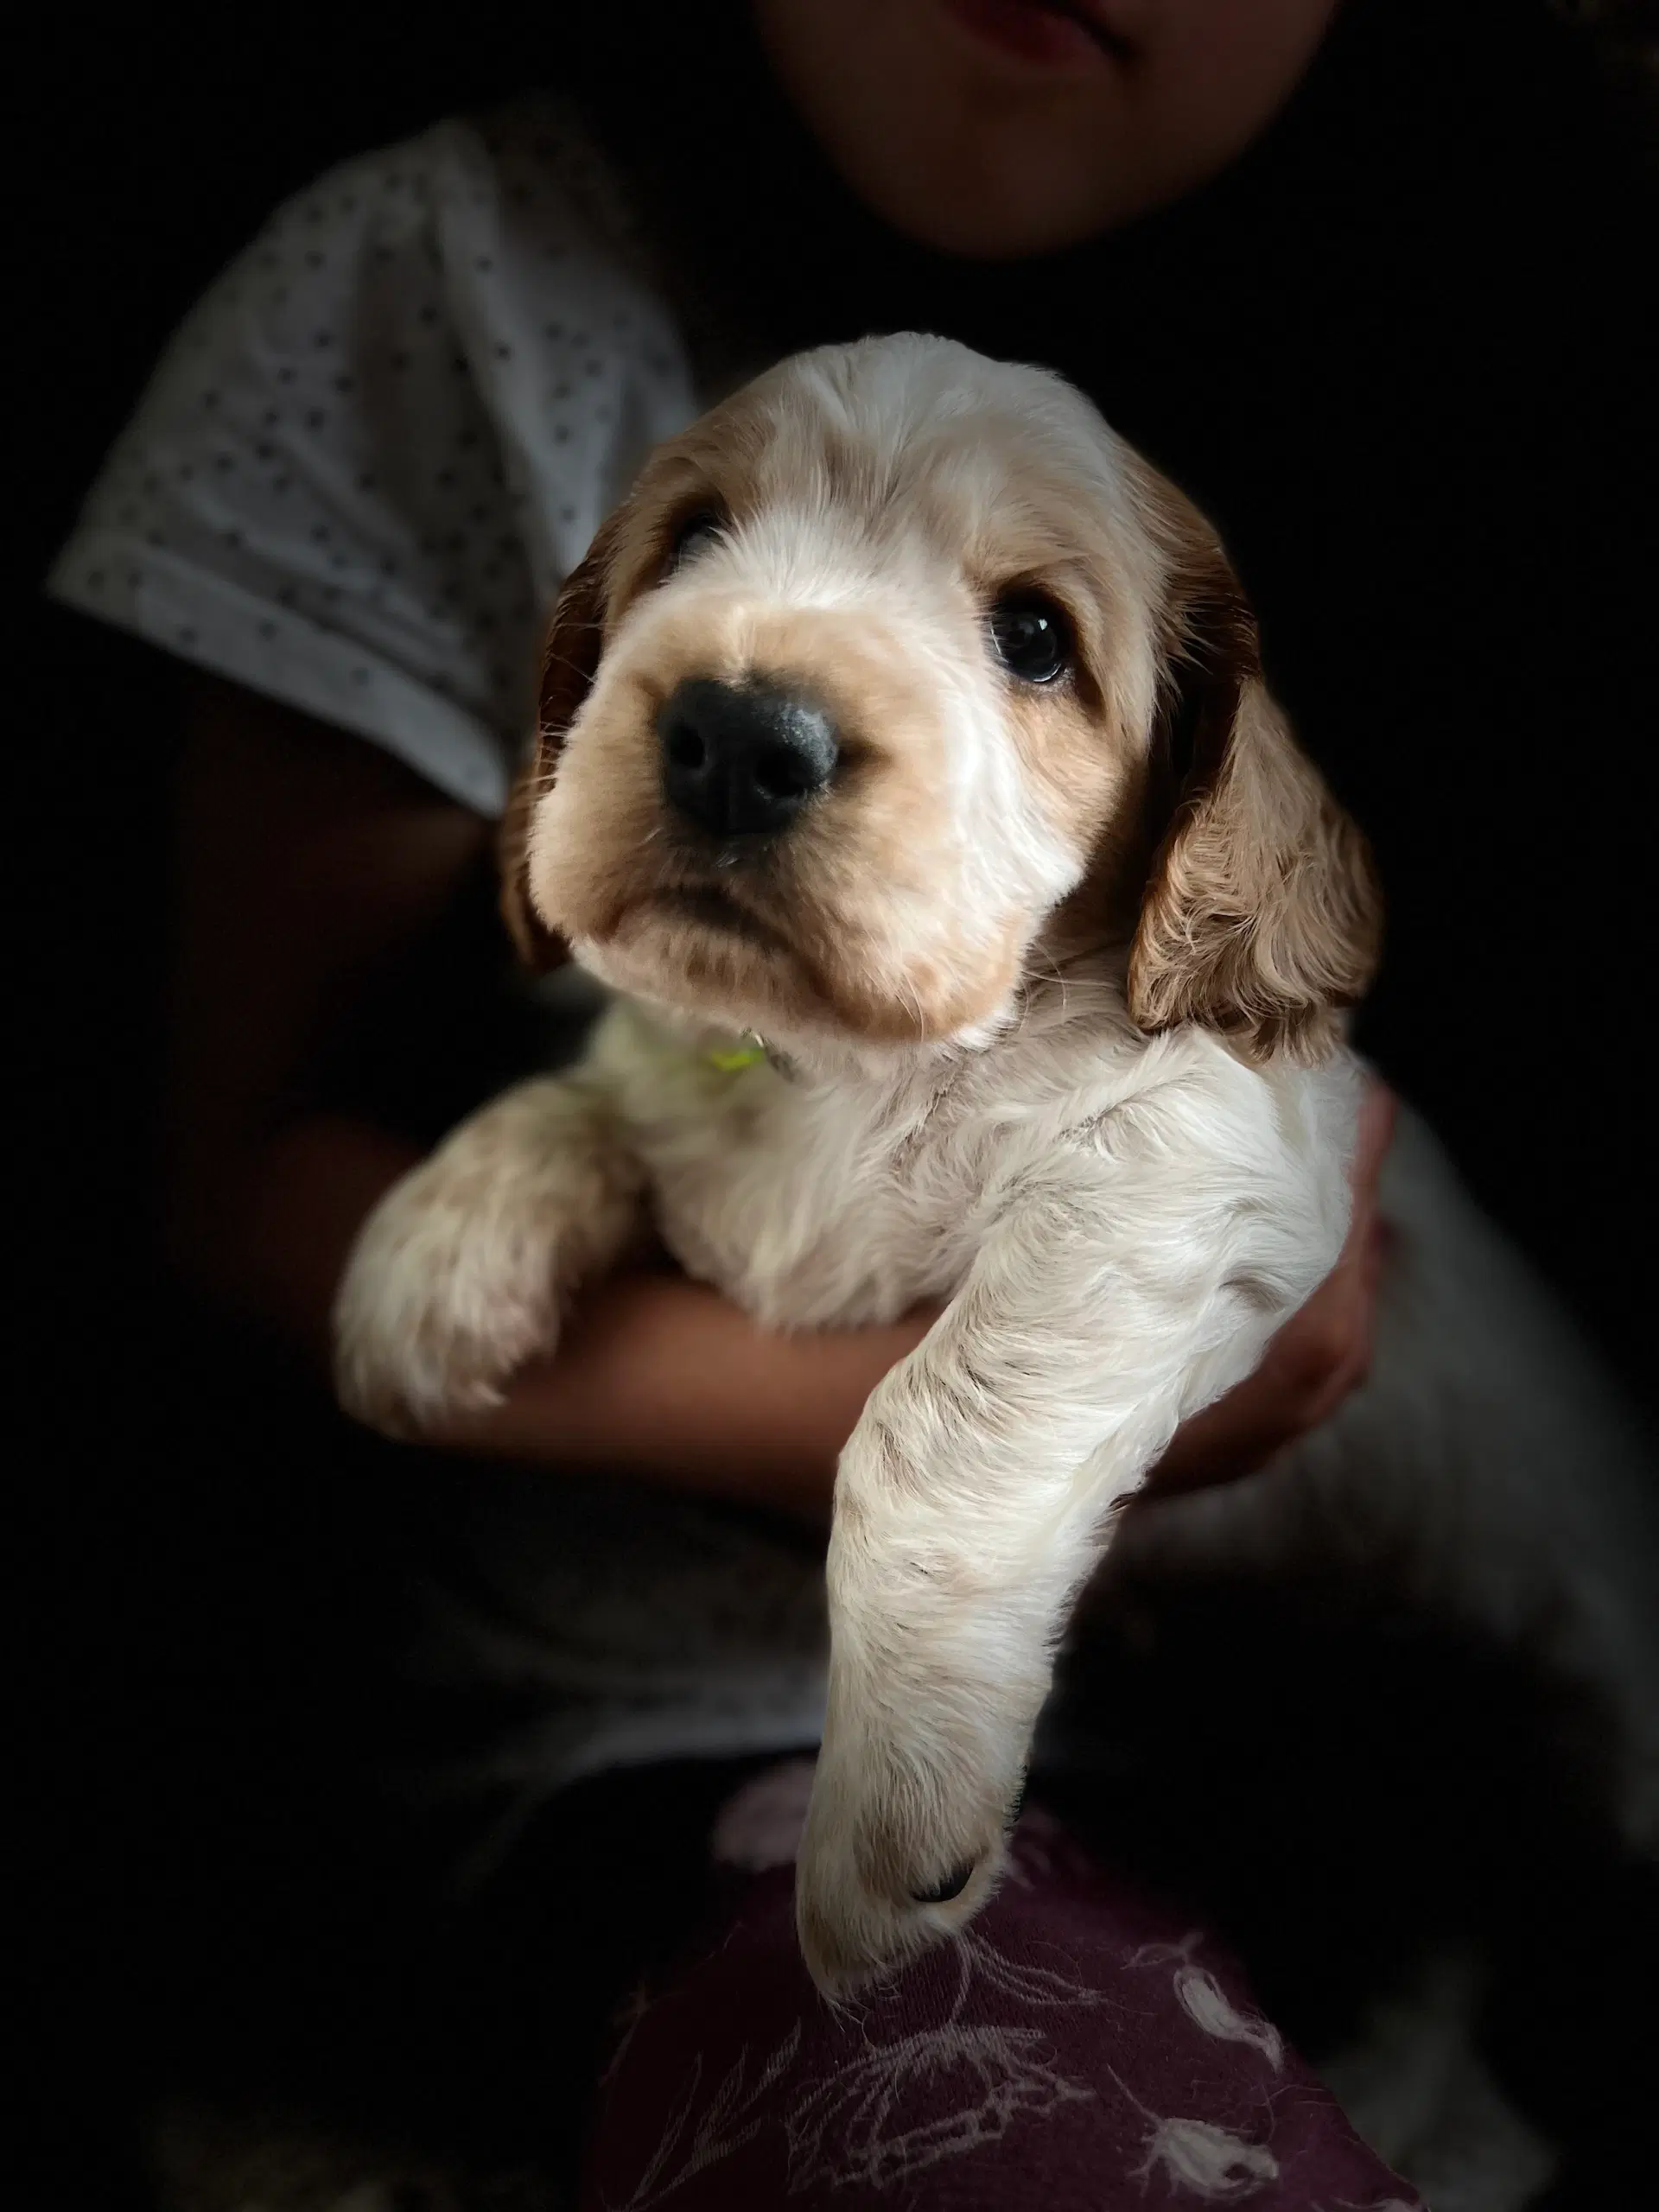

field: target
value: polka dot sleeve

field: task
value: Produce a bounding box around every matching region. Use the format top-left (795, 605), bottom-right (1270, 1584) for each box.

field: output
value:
top-left (45, 98), bottom-right (698, 816)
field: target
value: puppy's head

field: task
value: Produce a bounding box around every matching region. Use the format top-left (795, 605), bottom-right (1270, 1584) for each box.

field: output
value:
top-left (505, 336), bottom-right (1379, 1061)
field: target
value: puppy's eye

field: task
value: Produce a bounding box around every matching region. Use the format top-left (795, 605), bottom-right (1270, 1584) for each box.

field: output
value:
top-left (665, 506), bottom-right (726, 573)
top-left (988, 593), bottom-right (1072, 685)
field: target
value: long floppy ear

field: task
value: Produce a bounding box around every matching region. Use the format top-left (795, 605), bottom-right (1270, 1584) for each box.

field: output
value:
top-left (1127, 527), bottom-right (1382, 1062)
top-left (499, 518), bottom-right (625, 970)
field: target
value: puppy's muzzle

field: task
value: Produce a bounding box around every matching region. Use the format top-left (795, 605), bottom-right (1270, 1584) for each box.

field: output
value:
top-left (658, 677), bottom-right (838, 841)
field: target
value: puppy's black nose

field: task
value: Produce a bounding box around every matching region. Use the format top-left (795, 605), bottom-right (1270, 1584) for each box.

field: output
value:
top-left (658, 677), bottom-right (837, 840)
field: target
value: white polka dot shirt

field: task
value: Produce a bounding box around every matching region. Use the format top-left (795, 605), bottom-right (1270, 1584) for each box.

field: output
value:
top-left (46, 96), bottom-right (700, 817)
top-left (46, 101), bottom-right (842, 1777)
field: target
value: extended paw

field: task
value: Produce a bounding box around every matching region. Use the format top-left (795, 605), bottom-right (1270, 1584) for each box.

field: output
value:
top-left (793, 1685), bottom-right (1025, 1998)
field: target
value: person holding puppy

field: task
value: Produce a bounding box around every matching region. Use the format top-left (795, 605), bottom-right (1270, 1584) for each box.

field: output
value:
top-left (50, 1), bottom-right (1650, 2202)
top-left (56, 0), bottom-right (1398, 1506)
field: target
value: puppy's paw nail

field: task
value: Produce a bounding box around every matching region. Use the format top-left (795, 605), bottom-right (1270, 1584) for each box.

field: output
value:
top-left (912, 1859), bottom-right (977, 1904)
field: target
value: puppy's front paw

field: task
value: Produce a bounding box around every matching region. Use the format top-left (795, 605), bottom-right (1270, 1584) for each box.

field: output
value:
top-left (332, 1081), bottom-right (641, 1437)
top-left (793, 1662), bottom-right (1027, 1999)
top-left (333, 1153), bottom-right (563, 1437)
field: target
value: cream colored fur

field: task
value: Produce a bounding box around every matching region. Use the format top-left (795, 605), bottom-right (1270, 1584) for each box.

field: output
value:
top-left (333, 337), bottom-right (1658, 2018)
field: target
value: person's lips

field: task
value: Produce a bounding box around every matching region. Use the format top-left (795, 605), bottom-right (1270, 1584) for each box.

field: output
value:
top-left (935, 0), bottom-right (1136, 71)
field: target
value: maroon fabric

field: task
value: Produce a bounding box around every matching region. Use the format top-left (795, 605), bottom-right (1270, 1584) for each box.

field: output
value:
top-left (580, 1803), bottom-right (1418, 2209)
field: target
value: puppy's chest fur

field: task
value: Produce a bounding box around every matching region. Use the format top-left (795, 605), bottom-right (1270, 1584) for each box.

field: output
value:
top-left (581, 986), bottom-right (1168, 1332)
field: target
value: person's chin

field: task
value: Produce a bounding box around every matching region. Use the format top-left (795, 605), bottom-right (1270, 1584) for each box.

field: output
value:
top-left (852, 155), bottom-right (1122, 262)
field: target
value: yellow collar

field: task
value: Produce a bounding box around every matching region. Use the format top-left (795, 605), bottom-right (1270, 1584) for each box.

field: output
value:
top-left (701, 1037), bottom-right (769, 1074)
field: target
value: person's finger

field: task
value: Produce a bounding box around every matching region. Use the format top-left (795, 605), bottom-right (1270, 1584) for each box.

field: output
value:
top-left (1360, 1213), bottom-right (1393, 1295)
top-left (1351, 1076), bottom-right (1397, 1194)
top-left (1236, 1227), bottom-right (1378, 1424)
top-left (1308, 1228), bottom-right (1390, 1412)
top-left (1138, 1081), bottom-right (1396, 1503)
top-left (1314, 1077), bottom-right (1395, 1272)
top-left (1147, 1278), bottom-right (1359, 1492)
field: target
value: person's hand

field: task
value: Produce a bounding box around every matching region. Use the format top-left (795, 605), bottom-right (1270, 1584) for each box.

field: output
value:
top-left (1141, 1075), bottom-right (1396, 1500)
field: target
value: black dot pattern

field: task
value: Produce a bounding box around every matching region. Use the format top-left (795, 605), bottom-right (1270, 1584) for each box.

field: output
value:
top-left (45, 94), bottom-right (697, 816)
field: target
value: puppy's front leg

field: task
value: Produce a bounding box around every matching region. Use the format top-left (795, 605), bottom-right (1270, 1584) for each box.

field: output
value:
top-left (334, 1073), bottom-right (645, 1437)
top-left (796, 1141), bottom-right (1335, 1996)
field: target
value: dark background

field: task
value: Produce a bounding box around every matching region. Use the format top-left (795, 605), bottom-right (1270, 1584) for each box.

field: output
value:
top-left (17, 3), bottom-right (1659, 2203)
top-left (20, 16), bottom-right (580, 2202)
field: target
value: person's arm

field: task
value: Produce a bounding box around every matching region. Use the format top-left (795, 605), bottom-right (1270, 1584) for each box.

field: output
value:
top-left (166, 677), bottom-right (483, 1340)
top-left (168, 673), bottom-right (1390, 1517)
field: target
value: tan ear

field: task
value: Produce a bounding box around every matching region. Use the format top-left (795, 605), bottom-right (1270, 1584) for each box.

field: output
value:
top-left (1127, 540), bottom-right (1382, 1061)
top-left (498, 520), bottom-right (624, 971)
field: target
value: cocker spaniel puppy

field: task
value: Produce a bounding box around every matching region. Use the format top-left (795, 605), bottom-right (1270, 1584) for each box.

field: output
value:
top-left (334, 335), bottom-right (1658, 2001)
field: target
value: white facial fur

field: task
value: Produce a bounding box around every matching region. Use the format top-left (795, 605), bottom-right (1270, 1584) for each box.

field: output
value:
top-left (523, 338), bottom-right (1171, 1072)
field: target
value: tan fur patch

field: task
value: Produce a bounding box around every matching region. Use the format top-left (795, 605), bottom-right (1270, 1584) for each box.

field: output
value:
top-left (1122, 461), bottom-right (1383, 1060)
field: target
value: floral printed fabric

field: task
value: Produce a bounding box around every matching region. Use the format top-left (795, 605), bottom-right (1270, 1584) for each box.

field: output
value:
top-left (582, 1805), bottom-right (1418, 2209)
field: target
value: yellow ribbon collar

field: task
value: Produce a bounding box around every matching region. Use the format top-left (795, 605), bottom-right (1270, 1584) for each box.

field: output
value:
top-left (701, 1033), bottom-right (771, 1075)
